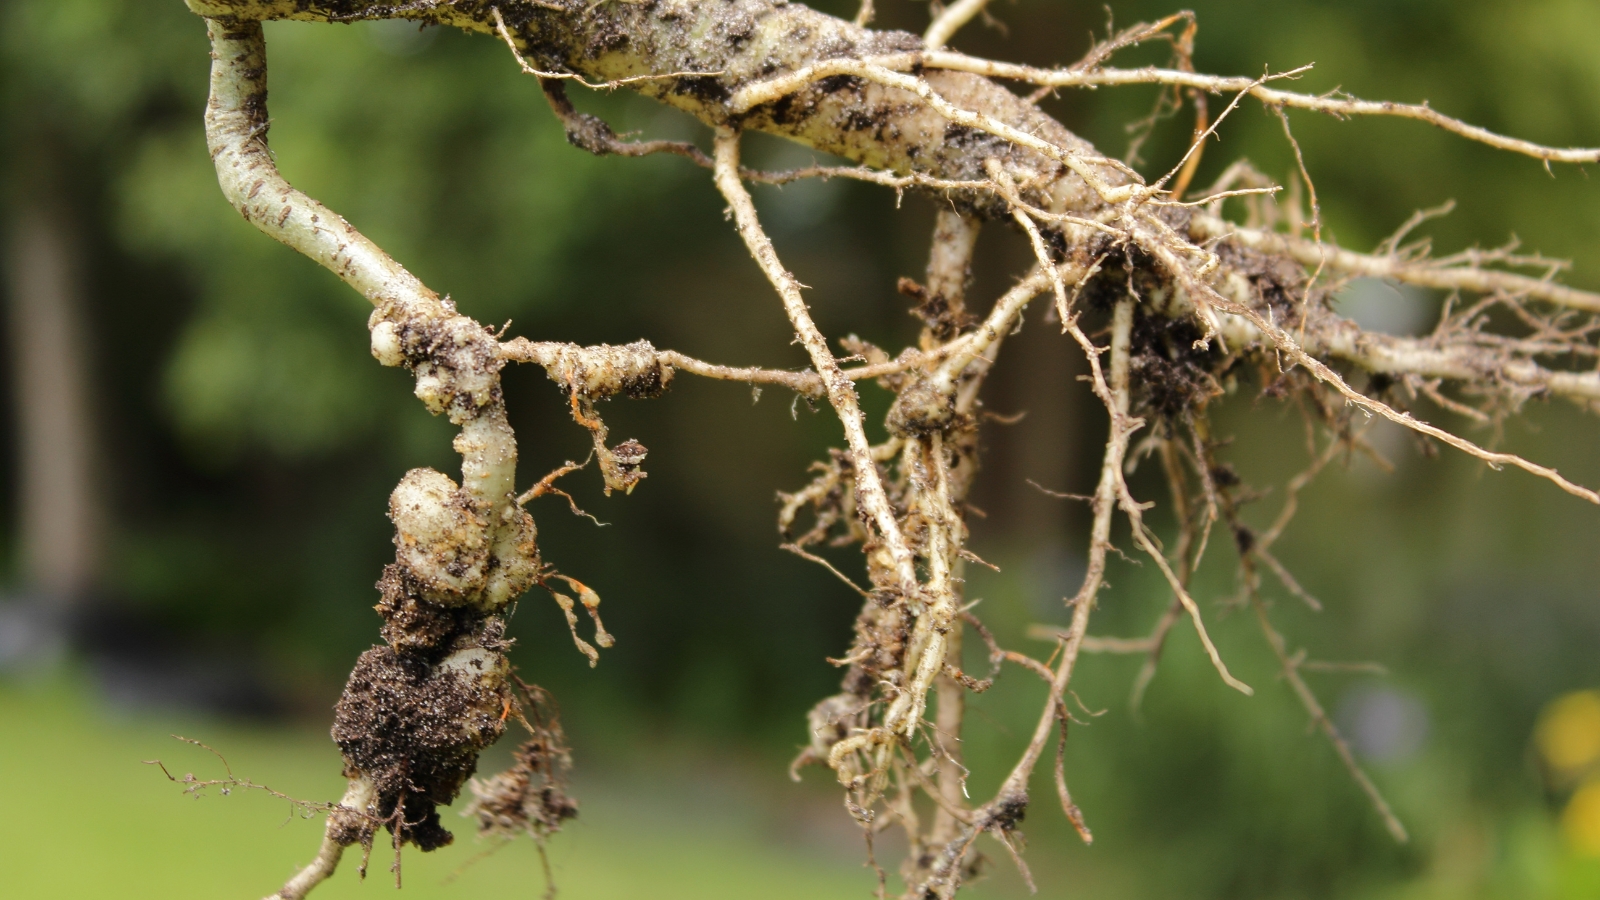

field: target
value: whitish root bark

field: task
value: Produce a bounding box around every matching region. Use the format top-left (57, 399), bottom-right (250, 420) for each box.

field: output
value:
top-left (264, 778), bottom-right (374, 900)
top-left (182, 2), bottom-right (1600, 898)
top-left (711, 129), bottom-right (920, 601)
top-left (264, 833), bottom-right (343, 900)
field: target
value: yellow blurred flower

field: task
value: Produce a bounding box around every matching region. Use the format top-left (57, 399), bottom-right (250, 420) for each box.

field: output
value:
top-left (1536, 690), bottom-right (1600, 781)
top-left (1563, 777), bottom-right (1600, 857)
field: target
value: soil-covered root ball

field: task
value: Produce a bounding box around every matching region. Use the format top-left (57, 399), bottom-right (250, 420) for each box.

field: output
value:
top-left (330, 630), bottom-right (511, 851)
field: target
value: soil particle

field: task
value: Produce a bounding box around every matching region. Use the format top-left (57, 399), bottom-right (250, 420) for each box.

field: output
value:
top-left (842, 107), bottom-right (878, 132)
top-left (942, 123), bottom-right (1005, 157)
top-left (674, 74), bottom-right (732, 104)
top-left (375, 564), bottom-right (472, 656)
top-left (768, 92), bottom-right (814, 127)
top-left (583, 12), bottom-right (632, 59)
top-left (990, 792), bottom-right (1028, 830)
top-left (1128, 309), bottom-right (1226, 419)
top-left (1233, 524), bottom-right (1256, 554)
top-left (1217, 240), bottom-right (1320, 324)
top-left (817, 73), bottom-right (863, 96)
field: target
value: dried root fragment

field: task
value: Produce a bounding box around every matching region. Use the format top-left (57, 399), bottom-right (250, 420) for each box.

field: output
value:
top-left (778, 449), bottom-right (862, 549)
top-left (790, 692), bottom-right (871, 779)
top-left (599, 437), bottom-right (650, 496)
top-left (562, 576), bottom-right (615, 649)
top-left (465, 685), bottom-right (579, 841)
top-left (549, 592), bottom-right (598, 666)
top-left (465, 683), bottom-right (580, 898)
top-left (465, 743), bottom-right (578, 843)
top-left (542, 574), bottom-right (614, 667)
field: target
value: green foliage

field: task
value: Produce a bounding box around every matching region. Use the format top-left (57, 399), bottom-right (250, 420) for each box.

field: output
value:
top-left (0, 679), bottom-right (883, 898)
top-left (116, 18), bottom-right (665, 456)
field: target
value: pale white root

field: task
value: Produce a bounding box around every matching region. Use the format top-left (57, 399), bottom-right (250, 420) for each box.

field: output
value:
top-left (264, 778), bottom-right (374, 900)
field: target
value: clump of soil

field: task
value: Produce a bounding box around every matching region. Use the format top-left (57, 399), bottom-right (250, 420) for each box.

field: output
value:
top-left (1128, 309), bottom-right (1228, 419)
top-left (331, 625), bottom-right (511, 850)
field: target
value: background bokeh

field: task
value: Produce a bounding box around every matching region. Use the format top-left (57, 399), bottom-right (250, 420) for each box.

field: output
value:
top-left (1, 0), bottom-right (1598, 897)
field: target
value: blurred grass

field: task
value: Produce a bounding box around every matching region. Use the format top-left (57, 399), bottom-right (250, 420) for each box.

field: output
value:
top-left (0, 674), bottom-right (885, 900)
top-left (7, 661), bottom-right (1599, 900)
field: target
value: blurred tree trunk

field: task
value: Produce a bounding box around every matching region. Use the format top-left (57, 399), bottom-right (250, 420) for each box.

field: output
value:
top-left (3, 149), bottom-right (102, 619)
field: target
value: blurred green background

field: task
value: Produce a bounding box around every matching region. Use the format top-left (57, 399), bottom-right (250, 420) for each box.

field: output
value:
top-left (1, 0), bottom-right (1598, 897)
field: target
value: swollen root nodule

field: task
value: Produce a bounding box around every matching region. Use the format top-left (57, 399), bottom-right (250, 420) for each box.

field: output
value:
top-left (177, 1), bottom-right (1600, 899)
top-left (326, 470), bottom-right (531, 855)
